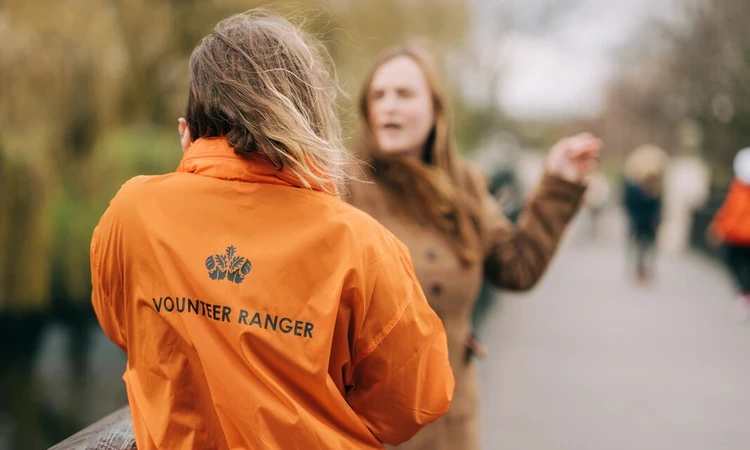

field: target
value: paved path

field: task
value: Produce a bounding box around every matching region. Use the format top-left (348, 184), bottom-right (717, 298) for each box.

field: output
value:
top-left (478, 211), bottom-right (750, 449)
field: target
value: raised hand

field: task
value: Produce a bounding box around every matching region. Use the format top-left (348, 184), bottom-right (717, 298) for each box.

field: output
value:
top-left (545, 133), bottom-right (603, 184)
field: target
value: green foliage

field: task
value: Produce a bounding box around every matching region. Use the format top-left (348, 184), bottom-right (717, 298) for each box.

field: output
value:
top-left (0, 153), bottom-right (49, 311)
top-left (1, 0), bottom-right (491, 311)
top-left (45, 126), bottom-right (183, 306)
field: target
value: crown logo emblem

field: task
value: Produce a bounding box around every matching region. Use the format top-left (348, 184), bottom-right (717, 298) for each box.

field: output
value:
top-left (205, 245), bottom-right (252, 284)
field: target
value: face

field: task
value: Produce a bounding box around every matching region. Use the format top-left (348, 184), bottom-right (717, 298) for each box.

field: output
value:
top-left (367, 56), bottom-right (435, 158)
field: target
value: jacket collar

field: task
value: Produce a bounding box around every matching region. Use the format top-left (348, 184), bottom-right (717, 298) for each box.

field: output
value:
top-left (177, 138), bottom-right (335, 193)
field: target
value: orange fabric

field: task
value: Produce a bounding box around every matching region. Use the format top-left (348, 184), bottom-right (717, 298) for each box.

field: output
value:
top-left (90, 137), bottom-right (454, 449)
top-left (712, 180), bottom-right (750, 245)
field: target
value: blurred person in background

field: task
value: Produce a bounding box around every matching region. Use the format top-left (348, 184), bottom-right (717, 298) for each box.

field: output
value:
top-left (95, 11), bottom-right (455, 449)
top-left (345, 45), bottom-right (602, 450)
top-left (471, 167), bottom-right (523, 330)
top-left (708, 148), bottom-right (750, 320)
top-left (583, 172), bottom-right (611, 240)
top-left (623, 144), bottom-right (668, 285)
top-left (583, 173), bottom-right (609, 239)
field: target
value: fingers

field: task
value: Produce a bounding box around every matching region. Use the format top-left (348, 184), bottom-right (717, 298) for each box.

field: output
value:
top-left (567, 134), bottom-right (603, 161)
top-left (581, 158), bottom-right (598, 173)
top-left (550, 133), bottom-right (603, 156)
top-left (569, 133), bottom-right (603, 151)
top-left (570, 146), bottom-right (600, 160)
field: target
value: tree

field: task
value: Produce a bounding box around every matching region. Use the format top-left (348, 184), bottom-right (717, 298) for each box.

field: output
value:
top-left (594, 0), bottom-right (750, 187)
top-left (0, 0), bottom-right (476, 311)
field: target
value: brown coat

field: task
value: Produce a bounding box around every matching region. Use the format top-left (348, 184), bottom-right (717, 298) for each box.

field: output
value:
top-left (345, 163), bottom-right (586, 450)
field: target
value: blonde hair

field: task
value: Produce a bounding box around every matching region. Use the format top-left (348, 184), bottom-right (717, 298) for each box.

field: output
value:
top-left (186, 10), bottom-right (347, 194)
top-left (357, 45), bottom-right (482, 266)
top-left (623, 144), bottom-right (669, 184)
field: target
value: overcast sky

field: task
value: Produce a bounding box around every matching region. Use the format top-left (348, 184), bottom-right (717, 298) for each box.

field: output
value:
top-left (473, 0), bottom-right (680, 119)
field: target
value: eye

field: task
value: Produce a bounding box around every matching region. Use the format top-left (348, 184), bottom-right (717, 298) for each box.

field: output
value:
top-left (397, 88), bottom-right (414, 99)
top-left (370, 89), bottom-right (385, 100)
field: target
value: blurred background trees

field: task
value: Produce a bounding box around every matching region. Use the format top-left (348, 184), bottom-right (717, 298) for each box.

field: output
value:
top-left (590, 0), bottom-right (750, 188)
top-left (4, 0), bottom-right (750, 447)
top-left (5, 0), bottom-right (750, 312)
top-left (3, 0), bottom-right (750, 312)
top-left (0, 0), bottom-right (478, 313)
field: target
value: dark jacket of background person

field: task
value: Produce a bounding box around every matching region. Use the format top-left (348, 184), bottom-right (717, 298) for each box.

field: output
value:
top-left (624, 179), bottom-right (663, 240)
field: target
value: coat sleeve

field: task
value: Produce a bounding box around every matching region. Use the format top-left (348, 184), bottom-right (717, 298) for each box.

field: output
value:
top-left (468, 166), bottom-right (587, 291)
top-left (90, 204), bottom-right (127, 352)
top-left (346, 235), bottom-right (454, 446)
top-left (710, 181), bottom-right (741, 240)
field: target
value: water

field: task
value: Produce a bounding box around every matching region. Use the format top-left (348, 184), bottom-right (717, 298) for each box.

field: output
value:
top-left (0, 311), bottom-right (127, 450)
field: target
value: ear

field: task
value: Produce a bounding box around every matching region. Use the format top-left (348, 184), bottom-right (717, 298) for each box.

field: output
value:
top-left (178, 118), bottom-right (192, 152)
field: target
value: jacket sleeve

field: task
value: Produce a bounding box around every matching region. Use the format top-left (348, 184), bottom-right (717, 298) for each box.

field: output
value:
top-left (90, 204), bottom-right (127, 352)
top-left (710, 181), bottom-right (739, 240)
top-left (469, 166), bottom-right (586, 291)
top-left (346, 236), bottom-right (454, 446)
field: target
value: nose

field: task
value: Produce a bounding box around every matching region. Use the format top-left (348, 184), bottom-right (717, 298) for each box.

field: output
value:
top-left (380, 91), bottom-right (398, 113)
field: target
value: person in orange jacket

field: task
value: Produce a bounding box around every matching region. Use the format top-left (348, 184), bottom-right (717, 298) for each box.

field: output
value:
top-left (90, 11), bottom-right (454, 449)
top-left (709, 148), bottom-right (750, 320)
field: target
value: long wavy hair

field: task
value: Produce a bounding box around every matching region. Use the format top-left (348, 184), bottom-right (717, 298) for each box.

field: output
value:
top-left (185, 10), bottom-right (347, 195)
top-left (357, 45), bottom-right (482, 266)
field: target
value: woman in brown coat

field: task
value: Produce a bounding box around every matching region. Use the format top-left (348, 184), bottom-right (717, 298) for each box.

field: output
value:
top-left (346, 46), bottom-right (602, 450)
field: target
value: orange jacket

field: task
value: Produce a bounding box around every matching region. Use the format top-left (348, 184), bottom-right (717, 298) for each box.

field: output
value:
top-left (90, 138), bottom-right (454, 449)
top-left (712, 179), bottom-right (750, 246)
